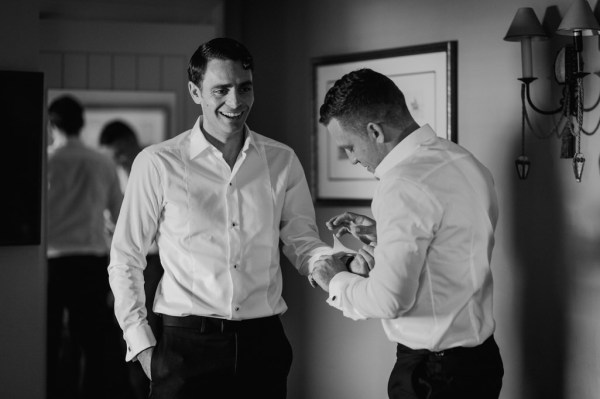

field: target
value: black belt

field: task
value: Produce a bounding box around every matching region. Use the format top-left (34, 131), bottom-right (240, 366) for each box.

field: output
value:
top-left (160, 314), bottom-right (278, 334)
top-left (397, 335), bottom-right (497, 358)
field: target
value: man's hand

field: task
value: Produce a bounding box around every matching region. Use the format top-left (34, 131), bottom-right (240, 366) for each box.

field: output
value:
top-left (137, 346), bottom-right (154, 380)
top-left (347, 244), bottom-right (376, 277)
top-left (312, 256), bottom-right (348, 292)
top-left (326, 212), bottom-right (377, 245)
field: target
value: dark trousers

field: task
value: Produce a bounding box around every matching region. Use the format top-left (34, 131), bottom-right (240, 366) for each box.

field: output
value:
top-left (127, 253), bottom-right (164, 399)
top-left (149, 314), bottom-right (293, 399)
top-left (47, 255), bottom-right (129, 399)
top-left (388, 335), bottom-right (504, 399)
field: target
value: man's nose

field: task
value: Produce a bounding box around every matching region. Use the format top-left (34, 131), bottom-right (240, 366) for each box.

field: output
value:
top-left (226, 91), bottom-right (241, 108)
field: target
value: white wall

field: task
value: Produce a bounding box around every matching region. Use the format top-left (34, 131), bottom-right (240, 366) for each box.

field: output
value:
top-left (237, 1), bottom-right (600, 398)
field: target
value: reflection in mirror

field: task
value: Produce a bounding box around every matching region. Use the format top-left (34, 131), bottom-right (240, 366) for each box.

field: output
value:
top-left (45, 89), bottom-right (173, 399)
top-left (47, 89), bottom-right (175, 149)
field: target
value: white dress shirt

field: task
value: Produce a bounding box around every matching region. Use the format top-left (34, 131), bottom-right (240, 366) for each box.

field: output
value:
top-left (113, 163), bottom-right (159, 256)
top-left (328, 125), bottom-right (499, 352)
top-left (109, 118), bottom-right (330, 360)
top-left (47, 138), bottom-right (122, 258)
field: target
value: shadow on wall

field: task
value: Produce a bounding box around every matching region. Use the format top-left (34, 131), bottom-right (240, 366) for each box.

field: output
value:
top-left (509, 8), bottom-right (574, 397)
top-left (510, 131), bottom-right (569, 399)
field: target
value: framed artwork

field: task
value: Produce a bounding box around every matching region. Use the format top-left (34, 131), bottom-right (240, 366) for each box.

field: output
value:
top-left (47, 89), bottom-right (176, 150)
top-left (312, 41), bottom-right (457, 204)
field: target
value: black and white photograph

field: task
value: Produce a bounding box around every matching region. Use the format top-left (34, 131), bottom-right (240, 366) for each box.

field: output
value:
top-left (2, 1), bottom-right (600, 399)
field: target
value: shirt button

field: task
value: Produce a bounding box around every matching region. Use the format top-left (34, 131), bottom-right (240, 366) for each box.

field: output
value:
top-left (233, 264), bottom-right (238, 269)
top-left (235, 306), bottom-right (240, 311)
top-left (331, 296), bottom-right (337, 301)
top-left (232, 222), bottom-right (237, 227)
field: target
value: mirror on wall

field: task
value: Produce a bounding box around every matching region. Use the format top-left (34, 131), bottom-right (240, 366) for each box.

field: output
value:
top-left (47, 89), bottom-right (176, 149)
top-left (45, 88), bottom-right (175, 398)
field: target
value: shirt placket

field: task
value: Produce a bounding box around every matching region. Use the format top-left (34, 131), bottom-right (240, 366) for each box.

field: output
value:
top-left (227, 153), bottom-right (247, 318)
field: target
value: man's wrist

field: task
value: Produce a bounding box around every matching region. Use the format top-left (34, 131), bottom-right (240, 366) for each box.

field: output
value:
top-left (326, 258), bottom-right (348, 286)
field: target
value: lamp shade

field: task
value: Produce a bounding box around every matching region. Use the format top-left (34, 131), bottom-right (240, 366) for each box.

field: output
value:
top-left (557, 0), bottom-right (600, 36)
top-left (504, 7), bottom-right (548, 41)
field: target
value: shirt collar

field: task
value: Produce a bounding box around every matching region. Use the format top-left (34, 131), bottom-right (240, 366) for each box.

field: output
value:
top-left (189, 116), bottom-right (258, 159)
top-left (49, 136), bottom-right (83, 152)
top-left (374, 124), bottom-right (437, 179)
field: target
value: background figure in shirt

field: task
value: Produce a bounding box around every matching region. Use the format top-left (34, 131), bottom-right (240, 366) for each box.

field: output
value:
top-left (99, 120), bottom-right (164, 399)
top-left (98, 120), bottom-right (141, 189)
top-left (108, 37), bottom-right (331, 399)
top-left (312, 68), bottom-right (504, 399)
top-left (46, 95), bottom-right (127, 399)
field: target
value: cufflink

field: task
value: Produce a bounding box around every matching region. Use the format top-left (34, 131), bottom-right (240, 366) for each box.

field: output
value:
top-left (344, 255), bottom-right (355, 269)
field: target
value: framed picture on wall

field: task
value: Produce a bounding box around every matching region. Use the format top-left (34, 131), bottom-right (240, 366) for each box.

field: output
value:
top-left (312, 41), bottom-right (457, 204)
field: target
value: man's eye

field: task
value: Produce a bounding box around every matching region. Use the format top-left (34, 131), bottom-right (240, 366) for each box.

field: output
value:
top-left (239, 86), bottom-right (253, 93)
top-left (214, 89), bottom-right (228, 96)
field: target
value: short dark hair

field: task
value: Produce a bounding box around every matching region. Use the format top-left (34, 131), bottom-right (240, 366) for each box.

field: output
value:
top-left (319, 68), bottom-right (410, 133)
top-left (48, 95), bottom-right (84, 136)
top-left (99, 120), bottom-right (138, 147)
top-left (187, 37), bottom-right (254, 85)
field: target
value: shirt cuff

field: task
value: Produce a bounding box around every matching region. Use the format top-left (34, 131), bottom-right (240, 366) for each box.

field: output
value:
top-left (326, 271), bottom-right (367, 321)
top-left (327, 271), bottom-right (354, 306)
top-left (123, 323), bottom-right (157, 362)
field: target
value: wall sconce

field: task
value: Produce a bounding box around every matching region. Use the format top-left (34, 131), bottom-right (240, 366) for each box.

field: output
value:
top-left (504, 0), bottom-right (600, 181)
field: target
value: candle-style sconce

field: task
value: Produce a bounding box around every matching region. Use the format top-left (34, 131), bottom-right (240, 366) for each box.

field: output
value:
top-left (504, 0), bottom-right (600, 182)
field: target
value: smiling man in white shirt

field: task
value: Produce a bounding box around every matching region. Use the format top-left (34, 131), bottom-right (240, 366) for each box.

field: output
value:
top-left (108, 38), bottom-right (330, 399)
top-left (313, 68), bottom-right (504, 399)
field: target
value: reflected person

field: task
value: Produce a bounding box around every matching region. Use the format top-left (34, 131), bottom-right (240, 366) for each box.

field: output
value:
top-left (312, 68), bottom-right (504, 399)
top-left (46, 95), bottom-right (124, 399)
top-left (108, 37), bottom-right (331, 399)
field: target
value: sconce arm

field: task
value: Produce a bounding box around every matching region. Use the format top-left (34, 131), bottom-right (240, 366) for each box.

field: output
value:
top-left (583, 78), bottom-right (600, 112)
top-left (521, 82), bottom-right (563, 139)
top-left (520, 78), bottom-right (564, 115)
top-left (581, 116), bottom-right (600, 135)
top-left (583, 96), bottom-right (600, 112)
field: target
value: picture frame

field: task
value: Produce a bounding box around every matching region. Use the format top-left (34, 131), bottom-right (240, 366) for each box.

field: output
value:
top-left (312, 41), bottom-right (457, 205)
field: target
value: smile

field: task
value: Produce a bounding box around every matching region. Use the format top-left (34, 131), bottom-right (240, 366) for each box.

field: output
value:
top-left (220, 111), bottom-right (244, 120)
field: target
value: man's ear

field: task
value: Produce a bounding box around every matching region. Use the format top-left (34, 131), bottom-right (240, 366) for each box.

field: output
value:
top-left (366, 122), bottom-right (386, 143)
top-left (188, 82), bottom-right (202, 105)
